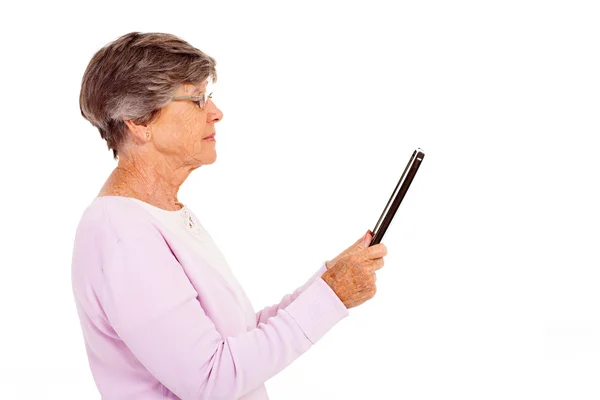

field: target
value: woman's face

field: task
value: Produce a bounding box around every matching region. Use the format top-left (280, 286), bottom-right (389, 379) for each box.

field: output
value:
top-left (149, 80), bottom-right (223, 169)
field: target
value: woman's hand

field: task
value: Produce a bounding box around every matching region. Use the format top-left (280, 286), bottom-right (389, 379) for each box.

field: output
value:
top-left (321, 231), bottom-right (387, 309)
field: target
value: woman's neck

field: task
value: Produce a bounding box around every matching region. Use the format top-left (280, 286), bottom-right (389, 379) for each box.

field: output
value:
top-left (98, 154), bottom-right (190, 211)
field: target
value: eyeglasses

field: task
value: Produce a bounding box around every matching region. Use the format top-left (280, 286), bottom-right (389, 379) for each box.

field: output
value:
top-left (171, 92), bottom-right (213, 110)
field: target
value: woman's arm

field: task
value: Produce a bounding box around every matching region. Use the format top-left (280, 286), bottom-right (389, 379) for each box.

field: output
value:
top-left (101, 230), bottom-right (347, 400)
top-left (255, 262), bottom-right (328, 326)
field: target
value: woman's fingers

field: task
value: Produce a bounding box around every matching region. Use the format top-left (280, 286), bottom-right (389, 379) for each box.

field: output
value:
top-left (366, 243), bottom-right (387, 260)
top-left (369, 257), bottom-right (385, 273)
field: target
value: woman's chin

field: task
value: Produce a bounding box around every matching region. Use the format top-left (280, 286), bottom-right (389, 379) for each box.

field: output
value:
top-left (202, 153), bottom-right (217, 165)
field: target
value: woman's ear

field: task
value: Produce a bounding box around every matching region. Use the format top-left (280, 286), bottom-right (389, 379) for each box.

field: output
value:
top-left (123, 119), bottom-right (149, 143)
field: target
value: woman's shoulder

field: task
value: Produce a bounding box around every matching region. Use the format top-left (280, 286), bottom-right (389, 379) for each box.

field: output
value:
top-left (75, 196), bottom-right (159, 244)
top-left (72, 196), bottom-right (172, 290)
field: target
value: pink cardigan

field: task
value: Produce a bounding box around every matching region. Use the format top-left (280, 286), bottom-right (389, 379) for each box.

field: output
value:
top-left (71, 196), bottom-right (349, 399)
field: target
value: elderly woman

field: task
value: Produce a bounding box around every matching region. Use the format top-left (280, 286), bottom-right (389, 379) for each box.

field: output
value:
top-left (71, 32), bottom-right (387, 400)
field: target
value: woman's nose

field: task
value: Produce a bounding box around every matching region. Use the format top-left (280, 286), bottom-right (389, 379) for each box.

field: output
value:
top-left (207, 100), bottom-right (223, 122)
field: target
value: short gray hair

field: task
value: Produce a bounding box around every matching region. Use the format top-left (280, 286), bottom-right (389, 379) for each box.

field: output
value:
top-left (79, 32), bottom-right (217, 159)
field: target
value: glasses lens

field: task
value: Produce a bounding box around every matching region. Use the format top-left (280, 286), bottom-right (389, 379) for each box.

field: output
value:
top-left (201, 92), bottom-right (213, 109)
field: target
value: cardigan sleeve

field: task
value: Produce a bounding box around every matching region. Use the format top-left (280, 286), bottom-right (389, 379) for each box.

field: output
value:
top-left (255, 262), bottom-right (328, 326)
top-left (100, 230), bottom-right (348, 400)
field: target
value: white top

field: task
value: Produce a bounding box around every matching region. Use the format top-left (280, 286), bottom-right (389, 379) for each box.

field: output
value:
top-left (124, 197), bottom-right (248, 307)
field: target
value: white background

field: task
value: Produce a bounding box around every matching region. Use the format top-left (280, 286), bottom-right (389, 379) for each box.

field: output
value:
top-left (1, 0), bottom-right (599, 398)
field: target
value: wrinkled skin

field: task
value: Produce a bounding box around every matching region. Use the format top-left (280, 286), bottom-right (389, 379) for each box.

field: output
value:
top-left (322, 231), bottom-right (387, 309)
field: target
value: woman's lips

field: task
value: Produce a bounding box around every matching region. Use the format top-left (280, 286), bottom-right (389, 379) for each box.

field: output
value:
top-left (203, 134), bottom-right (216, 140)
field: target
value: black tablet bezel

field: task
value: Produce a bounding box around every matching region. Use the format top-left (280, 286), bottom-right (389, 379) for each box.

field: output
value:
top-left (370, 148), bottom-right (425, 246)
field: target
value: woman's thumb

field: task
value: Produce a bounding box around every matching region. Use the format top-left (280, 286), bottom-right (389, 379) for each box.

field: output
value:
top-left (362, 230), bottom-right (372, 247)
top-left (350, 230), bottom-right (372, 251)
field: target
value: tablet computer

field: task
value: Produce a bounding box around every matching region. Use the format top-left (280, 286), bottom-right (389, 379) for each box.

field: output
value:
top-left (370, 148), bottom-right (425, 246)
